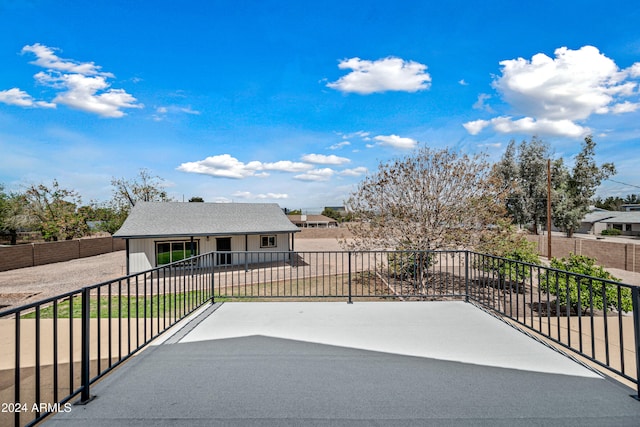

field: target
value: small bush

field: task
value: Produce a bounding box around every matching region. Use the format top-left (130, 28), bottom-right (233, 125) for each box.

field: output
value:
top-left (540, 253), bottom-right (632, 313)
top-left (601, 229), bottom-right (621, 236)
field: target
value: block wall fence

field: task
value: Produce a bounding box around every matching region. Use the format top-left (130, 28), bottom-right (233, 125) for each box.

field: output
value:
top-left (0, 237), bottom-right (126, 272)
top-left (525, 234), bottom-right (640, 273)
top-left (1, 231), bottom-right (638, 274)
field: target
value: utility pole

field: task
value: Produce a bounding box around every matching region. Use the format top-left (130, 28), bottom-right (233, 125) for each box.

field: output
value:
top-left (547, 159), bottom-right (552, 259)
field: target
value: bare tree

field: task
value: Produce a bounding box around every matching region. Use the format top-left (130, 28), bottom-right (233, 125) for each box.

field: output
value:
top-left (343, 146), bottom-right (507, 251)
top-left (110, 169), bottom-right (173, 210)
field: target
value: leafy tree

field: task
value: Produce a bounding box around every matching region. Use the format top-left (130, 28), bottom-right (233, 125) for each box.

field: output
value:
top-left (593, 196), bottom-right (624, 211)
top-left (476, 219), bottom-right (540, 287)
top-left (624, 194), bottom-right (640, 204)
top-left (321, 207), bottom-right (342, 222)
top-left (494, 137), bottom-right (553, 233)
top-left (552, 136), bottom-right (615, 237)
top-left (189, 196), bottom-right (205, 202)
top-left (343, 146), bottom-right (507, 251)
top-left (80, 202), bottom-right (128, 235)
top-left (24, 180), bottom-right (88, 241)
top-left (0, 186), bottom-right (34, 244)
top-left (286, 209), bottom-right (302, 215)
top-left (540, 253), bottom-right (632, 313)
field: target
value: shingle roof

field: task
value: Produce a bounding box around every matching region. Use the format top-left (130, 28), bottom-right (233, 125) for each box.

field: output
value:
top-left (113, 202), bottom-right (300, 239)
top-left (600, 211), bottom-right (640, 224)
top-left (581, 210), bottom-right (616, 224)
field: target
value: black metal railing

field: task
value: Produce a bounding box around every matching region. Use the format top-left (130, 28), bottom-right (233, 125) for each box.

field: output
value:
top-left (210, 250), bottom-right (467, 301)
top-left (467, 251), bottom-right (640, 396)
top-left (0, 249), bottom-right (638, 426)
top-left (0, 253), bottom-right (215, 427)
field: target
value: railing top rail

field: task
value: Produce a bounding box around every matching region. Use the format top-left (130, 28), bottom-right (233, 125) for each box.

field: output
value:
top-left (468, 250), bottom-right (639, 290)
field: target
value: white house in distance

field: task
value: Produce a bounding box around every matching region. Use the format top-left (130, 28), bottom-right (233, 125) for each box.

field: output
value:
top-left (113, 202), bottom-right (300, 274)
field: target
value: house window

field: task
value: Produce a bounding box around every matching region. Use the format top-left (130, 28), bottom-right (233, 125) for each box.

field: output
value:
top-left (260, 235), bottom-right (277, 248)
top-left (156, 240), bottom-right (199, 266)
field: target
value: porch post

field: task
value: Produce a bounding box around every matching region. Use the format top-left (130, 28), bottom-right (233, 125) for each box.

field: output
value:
top-left (245, 234), bottom-right (249, 271)
top-left (125, 239), bottom-right (130, 276)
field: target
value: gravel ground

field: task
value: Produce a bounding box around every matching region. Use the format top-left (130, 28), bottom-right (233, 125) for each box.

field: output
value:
top-left (0, 239), bottom-right (344, 310)
top-left (2, 237), bottom-right (639, 311)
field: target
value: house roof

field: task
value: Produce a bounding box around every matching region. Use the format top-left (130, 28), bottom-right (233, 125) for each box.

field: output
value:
top-left (600, 212), bottom-right (640, 224)
top-left (113, 202), bottom-right (300, 239)
top-left (287, 214), bottom-right (338, 223)
top-left (581, 210), bottom-right (616, 224)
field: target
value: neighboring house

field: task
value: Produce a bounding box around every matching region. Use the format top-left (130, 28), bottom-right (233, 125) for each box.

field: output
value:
top-left (600, 212), bottom-right (640, 236)
top-left (577, 208), bottom-right (616, 235)
top-left (621, 204), bottom-right (640, 212)
top-left (288, 214), bottom-right (339, 228)
top-left (113, 202), bottom-right (300, 274)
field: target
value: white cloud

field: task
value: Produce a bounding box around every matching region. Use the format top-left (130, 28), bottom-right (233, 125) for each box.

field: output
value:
top-left (329, 141), bottom-right (351, 150)
top-left (463, 119), bottom-right (491, 135)
top-left (458, 79), bottom-right (469, 86)
top-left (464, 116), bottom-right (588, 137)
top-left (327, 57), bottom-right (431, 94)
top-left (153, 105), bottom-right (201, 121)
top-left (4, 43), bottom-right (143, 118)
top-left (22, 43), bottom-right (110, 76)
top-left (44, 73), bottom-right (142, 118)
top-left (609, 101), bottom-right (640, 114)
top-left (177, 154), bottom-right (255, 179)
top-left (0, 88), bottom-right (55, 108)
top-left (293, 168), bottom-right (335, 182)
top-left (233, 191), bottom-right (289, 199)
top-left (465, 45), bottom-right (640, 137)
top-left (260, 160), bottom-right (313, 172)
top-left (373, 134), bottom-right (418, 149)
top-left (301, 154), bottom-right (350, 165)
top-left (177, 155), bottom-right (314, 179)
top-left (180, 106), bottom-right (201, 115)
top-left (339, 166), bottom-right (368, 177)
top-left (473, 93), bottom-right (493, 112)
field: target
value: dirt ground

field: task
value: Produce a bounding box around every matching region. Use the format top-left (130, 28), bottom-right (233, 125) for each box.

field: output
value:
top-left (1, 237), bottom-right (639, 311)
top-left (0, 239), bottom-right (343, 311)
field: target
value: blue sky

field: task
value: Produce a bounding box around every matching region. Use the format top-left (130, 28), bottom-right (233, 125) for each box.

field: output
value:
top-left (1, 0), bottom-right (640, 211)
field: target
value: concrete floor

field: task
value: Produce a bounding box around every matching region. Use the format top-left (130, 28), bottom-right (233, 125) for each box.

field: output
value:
top-left (47, 301), bottom-right (640, 426)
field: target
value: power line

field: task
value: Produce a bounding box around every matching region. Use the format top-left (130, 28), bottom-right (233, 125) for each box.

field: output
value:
top-left (605, 179), bottom-right (640, 190)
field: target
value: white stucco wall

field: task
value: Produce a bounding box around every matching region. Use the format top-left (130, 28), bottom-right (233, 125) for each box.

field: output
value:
top-left (126, 233), bottom-right (293, 273)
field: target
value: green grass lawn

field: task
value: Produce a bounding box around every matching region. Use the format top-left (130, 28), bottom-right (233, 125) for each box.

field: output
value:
top-left (21, 291), bottom-right (212, 319)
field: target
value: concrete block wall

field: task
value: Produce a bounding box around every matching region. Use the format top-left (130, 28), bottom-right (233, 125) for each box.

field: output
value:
top-left (0, 237), bottom-right (126, 272)
top-left (525, 234), bottom-right (640, 273)
top-left (0, 244), bottom-right (34, 271)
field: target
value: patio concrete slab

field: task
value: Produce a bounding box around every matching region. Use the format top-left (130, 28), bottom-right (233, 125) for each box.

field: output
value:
top-left (46, 302), bottom-right (640, 426)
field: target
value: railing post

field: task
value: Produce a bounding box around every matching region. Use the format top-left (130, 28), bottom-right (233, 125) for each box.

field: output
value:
top-left (210, 254), bottom-right (215, 304)
top-left (632, 286), bottom-right (640, 400)
top-left (347, 251), bottom-right (353, 304)
top-left (465, 251), bottom-right (469, 303)
top-left (79, 287), bottom-right (93, 404)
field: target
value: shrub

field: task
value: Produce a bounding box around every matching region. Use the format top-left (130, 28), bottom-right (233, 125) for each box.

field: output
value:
top-left (475, 220), bottom-right (540, 287)
top-left (539, 253), bottom-right (632, 313)
top-left (601, 228), bottom-right (621, 236)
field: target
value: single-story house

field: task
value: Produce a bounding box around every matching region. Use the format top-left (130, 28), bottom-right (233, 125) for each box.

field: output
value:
top-left (622, 204), bottom-right (640, 212)
top-left (577, 209), bottom-right (616, 235)
top-left (288, 214), bottom-right (339, 228)
top-left (113, 202), bottom-right (300, 274)
top-left (601, 212), bottom-right (640, 236)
